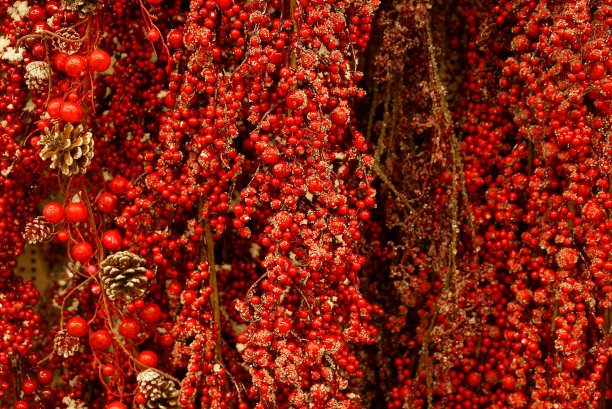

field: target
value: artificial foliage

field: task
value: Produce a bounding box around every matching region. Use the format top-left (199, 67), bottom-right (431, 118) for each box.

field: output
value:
top-left (1, 0), bottom-right (612, 408)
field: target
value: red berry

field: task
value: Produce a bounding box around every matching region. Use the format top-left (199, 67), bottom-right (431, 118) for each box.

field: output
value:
top-left (590, 62), bottom-right (606, 81)
top-left (105, 403), bottom-right (128, 409)
top-left (91, 329), bottom-right (112, 350)
top-left (65, 55), bottom-right (87, 77)
top-left (57, 229), bottom-right (69, 241)
top-left (65, 202), bottom-right (88, 223)
top-left (556, 248), bottom-right (578, 270)
top-left (32, 43), bottom-right (46, 60)
top-left (140, 303), bottom-right (162, 323)
top-left (97, 192), bottom-right (118, 212)
top-left (583, 201), bottom-right (603, 223)
top-left (466, 372), bottom-right (482, 387)
top-left (330, 106), bottom-right (349, 126)
top-left (134, 393), bottom-right (147, 405)
top-left (137, 350), bottom-right (158, 367)
top-left (102, 363), bottom-right (115, 376)
top-left (261, 146), bottom-right (280, 165)
top-left (36, 370), bottom-right (53, 385)
top-left (66, 317), bottom-right (88, 337)
top-left (102, 230), bottom-right (122, 251)
top-left (46, 99), bottom-right (62, 118)
top-left (109, 176), bottom-right (129, 195)
top-left (14, 401), bottom-right (29, 409)
top-left (53, 52), bottom-right (68, 71)
top-left (87, 49), bottom-right (111, 72)
top-left (72, 241), bottom-right (93, 263)
top-left (216, 0), bottom-right (232, 9)
top-left (147, 29), bottom-right (160, 42)
top-left (43, 202), bottom-right (64, 223)
top-left (168, 30), bottom-right (183, 49)
top-left (60, 101), bottom-right (83, 123)
top-left (287, 90), bottom-right (306, 110)
top-left (22, 379), bottom-right (37, 395)
top-left (119, 319), bottom-right (141, 339)
top-left (501, 374), bottom-right (516, 391)
top-left (28, 6), bottom-right (46, 22)
top-left (274, 317), bottom-right (292, 334)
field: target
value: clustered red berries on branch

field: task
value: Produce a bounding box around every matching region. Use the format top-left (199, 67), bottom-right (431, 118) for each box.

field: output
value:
top-left (1, 0), bottom-right (612, 408)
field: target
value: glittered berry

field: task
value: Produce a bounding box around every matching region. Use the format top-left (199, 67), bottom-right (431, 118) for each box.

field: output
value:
top-left (261, 146), bottom-right (280, 165)
top-left (65, 55), bottom-right (87, 77)
top-left (583, 201), bottom-right (603, 224)
top-left (275, 317), bottom-right (292, 334)
top-left (556, 248), bottom-right (578, 270)
top-left (287, 90), bottom-right (306, 110)
top-left (43, 202), bottom-right (64, 223)
top-left (330, 106), bottom-right (349, 126)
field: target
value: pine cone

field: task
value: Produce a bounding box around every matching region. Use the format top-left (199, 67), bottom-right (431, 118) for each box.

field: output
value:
top-left (99, 251), bottom-right (148, 302)
top-left (137, 369), bottom-right (179, 409)
top-left (61, 0), bottom-right (101, 15)
top-left (39, 123), bottom-right (94, 176)
top-left (52, 28), bottom-right (82, 54)
top-left (24, 61), bottom-right (50, 92)
top-left (24, 216), bottom-right (53, 244)
top-left (54, 330), bottom-right (80, 358)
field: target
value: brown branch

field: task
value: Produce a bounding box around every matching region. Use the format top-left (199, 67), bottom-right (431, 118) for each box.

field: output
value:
top-left (204, 218), bottom-right (223, 362)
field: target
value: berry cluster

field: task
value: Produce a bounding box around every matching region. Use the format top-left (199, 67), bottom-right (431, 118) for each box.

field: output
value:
top-left (4, 0), bottom-right (612, 408)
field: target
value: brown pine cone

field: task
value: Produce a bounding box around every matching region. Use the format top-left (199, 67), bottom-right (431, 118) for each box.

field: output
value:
top-left (99, 251), bottom-right (148, 302)
top-left (24, 216), bottom-right (53, 244)
top-left (61, 0), bottom-right (101, 15)
top-left (39, 123), bottom-right (94, 176)
top-left (137, 370), bottom-right (179, 409)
